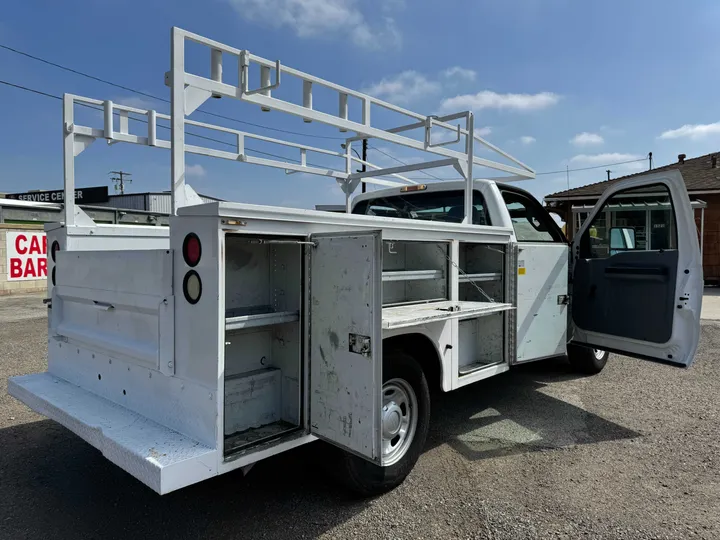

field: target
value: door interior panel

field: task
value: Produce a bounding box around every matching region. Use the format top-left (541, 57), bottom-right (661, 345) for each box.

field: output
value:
top-left (572, 250), bottom-right (678, 343)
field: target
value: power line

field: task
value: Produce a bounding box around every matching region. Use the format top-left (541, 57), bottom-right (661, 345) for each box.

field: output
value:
top-left (373, 144), bottom-right (648, 180)
top-left (535, 158), bottom-right (647, 176)
top-left (400, 157), bottom-right (648, 181)
top-left (0, 79), bottom-right (62, 100)
top-left (368, 145), bottom-right (443, 181)
top-left (109, 170), bottom-right (132, 194)
top-left (0, 78), bottom-right (653, 181)
top-left (0, 43), bottom-right (345, 141)
top-left (0, 78), bottom-right (324, 167)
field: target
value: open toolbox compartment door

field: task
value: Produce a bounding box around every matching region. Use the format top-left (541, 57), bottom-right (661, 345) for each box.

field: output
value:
top-left (308, 230), bottom-right (383, 463)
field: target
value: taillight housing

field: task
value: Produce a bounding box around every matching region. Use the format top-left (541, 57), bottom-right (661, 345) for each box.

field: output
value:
top-left (51, 240), bottom-right (60, 262)
top-left (182, 233), bottom-right (201, 267)
top-left (183, 270), bottom-right (202, 304)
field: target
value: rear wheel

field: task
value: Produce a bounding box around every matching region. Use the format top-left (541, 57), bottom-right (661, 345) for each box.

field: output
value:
top-left (338, 350), bottom-right (430, 496)
top-left (568, 344), bottom-right (609, 375)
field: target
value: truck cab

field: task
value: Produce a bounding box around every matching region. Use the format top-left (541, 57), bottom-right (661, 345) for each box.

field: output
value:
top-left (351, 175), bottom-right (702, 371)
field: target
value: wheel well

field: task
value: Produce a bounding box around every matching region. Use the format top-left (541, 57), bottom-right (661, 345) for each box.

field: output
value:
top-left (383, 333), bottom-right (443, 392)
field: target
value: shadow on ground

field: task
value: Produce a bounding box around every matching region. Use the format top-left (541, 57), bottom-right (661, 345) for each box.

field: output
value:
top-left (0, 358), bottom-right (639, 540)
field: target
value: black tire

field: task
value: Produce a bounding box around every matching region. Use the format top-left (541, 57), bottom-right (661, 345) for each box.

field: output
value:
top-left (338, 350), bottom-right (431, 496)
top-left (567, 344), bottom-right (609, 375)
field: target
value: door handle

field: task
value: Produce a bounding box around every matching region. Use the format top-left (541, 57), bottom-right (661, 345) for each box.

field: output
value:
top-left (604, 266), bottom-right (668, 282)
top-left (605, 266), bottom-right (666, 276)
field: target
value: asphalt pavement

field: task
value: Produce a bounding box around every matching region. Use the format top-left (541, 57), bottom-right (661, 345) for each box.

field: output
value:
top-left (0, 294), bottom-right (718, 539)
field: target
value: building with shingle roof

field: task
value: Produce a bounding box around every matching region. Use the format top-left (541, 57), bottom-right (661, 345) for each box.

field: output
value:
top-left (545, 151), bottom-right (716, 282)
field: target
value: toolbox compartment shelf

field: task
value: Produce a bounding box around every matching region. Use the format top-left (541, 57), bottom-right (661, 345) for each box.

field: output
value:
top-left (225, 310), bottom-right (299, 331)
top-left (382, 240), bottom-right (449, 306)
top-left (458, 272), bottom-right (502, 283)
top-left (382, 300), bottom-right (513, 330)
top-left (382, 269), bottom-right (444, 282)
top-left (223, 235), bottom-right (303, 456)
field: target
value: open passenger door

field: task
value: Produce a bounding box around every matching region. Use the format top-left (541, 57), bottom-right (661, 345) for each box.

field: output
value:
top-left (308, 231), bottom-right (383, 462)
top-left (570, 170), bottom-right (702, 367)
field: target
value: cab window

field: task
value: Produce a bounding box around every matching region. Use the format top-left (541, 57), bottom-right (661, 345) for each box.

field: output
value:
top-left (353, 190), bottom-right (490, 225)
top-left (578, 184), bottom-right (677, 259)
top-left (501, 189), bottom-right (565, 242)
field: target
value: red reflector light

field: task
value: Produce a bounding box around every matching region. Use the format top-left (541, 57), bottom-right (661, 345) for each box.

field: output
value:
top-left (183, 233), bottom-right (202, 267)
top-left (51, 240), bottom-right (60, 262)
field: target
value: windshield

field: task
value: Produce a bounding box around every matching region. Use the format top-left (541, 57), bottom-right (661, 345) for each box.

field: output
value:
top-left (352, 190), bottom-right (490, 225)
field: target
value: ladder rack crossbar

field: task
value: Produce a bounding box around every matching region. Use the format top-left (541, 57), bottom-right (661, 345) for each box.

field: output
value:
top-left (60, 27), bottom-right (538, 227)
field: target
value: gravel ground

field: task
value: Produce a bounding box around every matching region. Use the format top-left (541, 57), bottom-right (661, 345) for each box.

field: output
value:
top-left (1, 294), bottom-right (719, 540)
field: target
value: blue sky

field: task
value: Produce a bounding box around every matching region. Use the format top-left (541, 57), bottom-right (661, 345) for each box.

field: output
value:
top-left (2, 0), bottom-right (720, 208)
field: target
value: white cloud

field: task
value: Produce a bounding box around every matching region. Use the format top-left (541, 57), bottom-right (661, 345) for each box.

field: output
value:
top-left (477, 126), bottom-right (492, 137)
top-left (568, 153), bottom-right (644, 172)
top-left (363, 71), bottom-right (441, 104)
top-left (520, 136), bottom-right (536, 145)
top-left (569, 153), bottom-right (642, 164)
top-left (600, 125), bottom-right (624, 135)
top-left (658, 122), bottom-right (720, 140)
top-left (439, 91), bottom-right (560, 113)
top-left (186, 164), bottom-right (206, 177)
top-left (442, 66), bottom-right (477, 81)
top-left (571, 132), bottom-right (604, 147)
top-left (382, 0), bottom-right (405, 12)
top-left (226, 0), bottom-right (401, 49)
top-left (115, 96), bottom-right (157, 110)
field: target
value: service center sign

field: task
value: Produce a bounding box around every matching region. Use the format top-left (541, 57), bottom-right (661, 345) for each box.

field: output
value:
top-left (5, 186), bottom-right (109, 204)
top-left (6, 232), bottom-right (47, 281)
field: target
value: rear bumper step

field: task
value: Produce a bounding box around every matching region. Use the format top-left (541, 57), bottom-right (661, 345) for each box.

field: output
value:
top-left (8, 372), bottom-right (217, 494)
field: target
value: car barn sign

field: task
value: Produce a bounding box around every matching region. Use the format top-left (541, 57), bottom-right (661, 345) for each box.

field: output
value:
top-left (6, 231), bottom-right (47, 281)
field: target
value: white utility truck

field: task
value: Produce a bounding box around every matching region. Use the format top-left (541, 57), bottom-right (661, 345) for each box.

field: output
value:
top-left (9, 28), bottom-right (702, 496)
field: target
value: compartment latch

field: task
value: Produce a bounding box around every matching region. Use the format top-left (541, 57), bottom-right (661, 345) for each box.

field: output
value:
top-left (349, 333), bottom-right (372, 356)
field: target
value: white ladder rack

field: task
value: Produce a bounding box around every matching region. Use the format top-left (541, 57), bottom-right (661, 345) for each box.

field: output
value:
top-left (62, 27), bottom-right (536, 227)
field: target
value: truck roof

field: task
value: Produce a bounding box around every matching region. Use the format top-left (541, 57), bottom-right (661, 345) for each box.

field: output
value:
top-left (350, 179), bottom-right (534, 211)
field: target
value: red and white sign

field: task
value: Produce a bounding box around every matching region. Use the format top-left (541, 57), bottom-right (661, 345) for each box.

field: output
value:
top-left (5, 231), bottom-right (47, 281)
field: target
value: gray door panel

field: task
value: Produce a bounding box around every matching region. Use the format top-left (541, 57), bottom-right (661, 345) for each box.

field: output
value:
top-left (572, 250), bottom-right (678, 344)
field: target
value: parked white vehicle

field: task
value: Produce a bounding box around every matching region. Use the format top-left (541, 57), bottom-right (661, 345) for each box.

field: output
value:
top-left (9, 28), bottom-right (702, 496)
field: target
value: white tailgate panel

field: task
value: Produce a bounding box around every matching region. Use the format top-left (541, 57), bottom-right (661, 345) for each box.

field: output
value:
top-left (51, 250), bottom-right (174, 374)
top-left (516, 244), bottom-right (569, 362)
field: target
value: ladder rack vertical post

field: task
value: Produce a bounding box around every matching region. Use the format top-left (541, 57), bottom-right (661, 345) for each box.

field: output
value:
top-left (62, 94), bottom-right (76, 227)
top-left (303, 81), bottom-right (313, 123)
top-left (339, 93), bottom-right (348, 132)
top-left (211, 48), bottom-right (223, 83)
top-left (104, 100), bottom-right (114, 140)
top-left (344, 142), bottom-right (353, 213)
top-left (148, 110), bottom-right (157, 146)
top-left (362, 99), bottom-right (370, 127)
top-left (464, 113), bottom-right (475, 224)
top-left (170, 27), bottom-right (187, 214)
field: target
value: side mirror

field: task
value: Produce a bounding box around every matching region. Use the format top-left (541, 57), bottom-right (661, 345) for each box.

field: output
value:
top-left (609, 227), bottom-right (636, 251)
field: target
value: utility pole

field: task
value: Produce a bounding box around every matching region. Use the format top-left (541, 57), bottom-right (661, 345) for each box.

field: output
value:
top-left (109, 171), bottom-right (132, 195)
top-left (361, 139), bottom-right (368, 193)
top-left (606, 169), bottom-right (611, 181)
top-left (649, 151), bottom-right (653, 170)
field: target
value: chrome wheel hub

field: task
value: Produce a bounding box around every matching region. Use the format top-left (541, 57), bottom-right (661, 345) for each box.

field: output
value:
top-left (381, 378), bottom-right (418, 467)
top-left (593, 349), bottom-right (605, 360)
